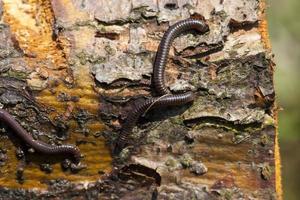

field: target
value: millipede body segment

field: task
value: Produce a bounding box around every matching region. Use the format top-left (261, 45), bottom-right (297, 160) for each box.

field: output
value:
top-left (115, 19), bottom-right (209, 153)
top-left (0, 109), bottom-right (81, 163)
top-left (116, 92), bottom-right (195, 151)
top-left (153, 18), bottom-right (209, 95)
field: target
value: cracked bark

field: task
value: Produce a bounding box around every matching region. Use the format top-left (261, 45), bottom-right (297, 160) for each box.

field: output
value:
top-left (0, 0), bottom-right (282, 199)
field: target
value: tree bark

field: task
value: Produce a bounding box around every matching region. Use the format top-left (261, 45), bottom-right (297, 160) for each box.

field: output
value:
top-left (0, 0), bottom-right (282, 199)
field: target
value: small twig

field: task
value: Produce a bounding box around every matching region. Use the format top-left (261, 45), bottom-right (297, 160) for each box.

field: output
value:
top-left (141, 94), bottom-right (171, 117)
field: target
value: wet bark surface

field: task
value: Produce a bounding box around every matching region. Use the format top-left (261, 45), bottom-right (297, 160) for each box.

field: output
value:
top-left (0, 0), bottom-right (281, 199)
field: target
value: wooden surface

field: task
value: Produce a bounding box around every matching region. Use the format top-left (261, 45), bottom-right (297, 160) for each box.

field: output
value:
top-left (0, 0), bottom-right (281, 199)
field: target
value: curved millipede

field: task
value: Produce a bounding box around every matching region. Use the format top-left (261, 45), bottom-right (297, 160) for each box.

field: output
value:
top-left (115, 92), bottom-right (195, 152)
top-left (115, 19), bottom-right (208, 153)
top-left (0, 109), bottom-right (81, 163)
top-left (153, 18), bottom-right (209, 95)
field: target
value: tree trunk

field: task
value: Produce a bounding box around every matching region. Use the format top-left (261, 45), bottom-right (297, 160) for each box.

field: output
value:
top-left (0, 0), bottom-right (282, 199)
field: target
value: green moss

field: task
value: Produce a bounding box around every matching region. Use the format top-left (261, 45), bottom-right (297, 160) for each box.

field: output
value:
top-left (260, 163), bottom-right (272, 180)
top-left (169, 116), bottom-right (184, 126)
top-left (165, 157), bottom-right (179, 168)
top-left (224, 190), bottom-right (233, 200)
top-left (119, 147), bottom-right (130, 161)
top-left (194, 123), bottom-right (240, 134)
top-left (179, 153), bottom-right (194, 168)
top-left (6, 69), bottom-right (28, 80)
top-left (260, 133), bottom-right (270, 146)
top-left (76, 50), bottom-right (106, 65)
top-left (65, 20), bottom-right (97, 31)
top-left (0, 24), bottom-right (8, 30)
top-left (74, 20), bottom-right (96, 28)
top-left (104, 45), bottom-right (116, 56)
top-left (263, 114), bottom-right (276, 127)
top-left (233, 133), bottom-right (251, 144)
top-left (76, 51), bottom-right (88, 65)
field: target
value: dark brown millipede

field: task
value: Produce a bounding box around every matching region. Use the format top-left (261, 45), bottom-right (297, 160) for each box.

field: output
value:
top-left (0, 109), bottom-right (81, 163)
top-left (115, 19), bottom-right (209, 153)
top-left (115, 92), bottom-right (195, 152)
top-left (153, 18), bottom-right (209, 95)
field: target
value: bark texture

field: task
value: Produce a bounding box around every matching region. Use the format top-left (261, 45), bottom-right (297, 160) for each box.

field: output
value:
top-left (0, 0), bottom-right (281, 199)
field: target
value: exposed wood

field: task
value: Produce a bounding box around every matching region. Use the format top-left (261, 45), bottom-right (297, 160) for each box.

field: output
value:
top-left (0, 0), bottom-right (281, 199)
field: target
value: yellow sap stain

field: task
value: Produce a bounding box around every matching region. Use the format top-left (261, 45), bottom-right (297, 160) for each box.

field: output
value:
top-left (3, 0), bottom-right (68, 73)
top-left (1, 0), bottom-right (112, 189)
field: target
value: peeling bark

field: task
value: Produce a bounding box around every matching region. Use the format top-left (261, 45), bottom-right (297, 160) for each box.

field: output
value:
top-left (0, 0), bottom-right (281, 199)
